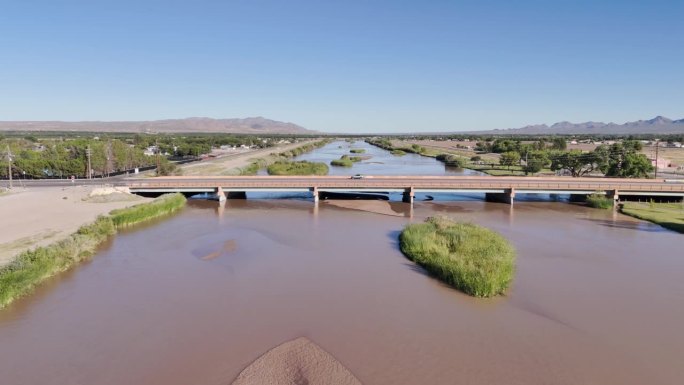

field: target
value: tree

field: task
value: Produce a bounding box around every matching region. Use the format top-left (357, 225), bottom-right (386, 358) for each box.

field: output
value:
top-left (524, 150), bottom-right (550, 174)
top-left (492, 140), bottom-right (521, 154)
top-left (551, 137), bottom-right (567, 150)
top-left (550, 149), bottom-right (608, 177)
top-left (604, 141), bottom-right (653, 178)
top-left (499, 151), bottom-right (521, 169)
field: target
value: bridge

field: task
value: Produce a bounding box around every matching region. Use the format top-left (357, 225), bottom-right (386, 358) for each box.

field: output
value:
top-left (125, 176), bottom-right (684, 204)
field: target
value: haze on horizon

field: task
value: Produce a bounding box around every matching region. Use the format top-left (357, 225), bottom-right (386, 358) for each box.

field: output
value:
top-left (1, 0), bottom-right (682, 134)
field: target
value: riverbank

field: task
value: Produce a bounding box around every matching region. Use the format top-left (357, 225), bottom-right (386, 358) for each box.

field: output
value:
top-left (0, 186), bottom-right (150, 267)
top-left (620, 202), bottom-right (684, 233)
top-left (0, 193), bottom-right (186, 309)
top-left (366, 138), bottom-right (550, 176)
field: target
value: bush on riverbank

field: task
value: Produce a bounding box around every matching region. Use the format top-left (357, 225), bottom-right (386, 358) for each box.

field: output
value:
top-left (399, 217), bottom-right (516, 298)
top-left (266, 160), bottom-right (329, 175)
top-left (436, 153), bottom-right (466, 168)
top-left (620, 202), bottom-right (684, 233)
top-left (586, 193), bottom-right (613, 209)
top-left (391, 149), bottom-right (406, 156)
top-left (0, 193), bottom-right (187, 309)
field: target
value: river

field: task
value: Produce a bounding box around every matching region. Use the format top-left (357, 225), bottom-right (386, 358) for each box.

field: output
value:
top-left (0, 143), bottom-right (683, 385)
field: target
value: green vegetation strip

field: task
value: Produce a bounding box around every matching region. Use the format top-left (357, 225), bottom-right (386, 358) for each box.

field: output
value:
top-left (0, 193), bottom-right (186, 309)
top-left (620, 202), bottom-right (684, 233)
top-left (267, 160), bottom-right (329, 175)
top-left (350, 148), bottom-right (365, 154)
top-left (399, 217), bottom-right (516, 298)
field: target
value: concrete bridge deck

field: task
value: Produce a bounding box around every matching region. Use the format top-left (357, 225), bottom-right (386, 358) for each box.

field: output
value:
top-left (126, 176), bottom-right (684, 204)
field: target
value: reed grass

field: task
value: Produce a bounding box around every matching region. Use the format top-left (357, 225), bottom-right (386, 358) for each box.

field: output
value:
top-left (399, 217), bottom-right (516, 298)
top-left (0, 193), bottom-right (186, 309)
top-left (110, 193), bottom-right (187, 227)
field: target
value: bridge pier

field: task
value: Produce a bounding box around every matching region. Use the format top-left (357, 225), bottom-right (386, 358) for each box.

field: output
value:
top-left (310, 186), bottom-right (319, 203)
top-left (607, 189), bottom-right (619, 206)
top-left (215, 187), bottom-right (226, 202)
top-left (486, 188), bottom-right (515, 205)
top-left (402, 187), bottom-right (415, 204)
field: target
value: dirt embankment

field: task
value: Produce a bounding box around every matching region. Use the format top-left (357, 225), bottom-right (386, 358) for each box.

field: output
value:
top-left (181, 141), bottom-right (318, 176)
top-left (0, 186), bottom-right (148, 267)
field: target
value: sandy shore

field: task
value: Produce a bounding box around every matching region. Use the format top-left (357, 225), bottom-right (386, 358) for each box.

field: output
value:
top-left (181, 141), bottom-right (317, 176)
top-left (0, 186), bottom-right (148, 267)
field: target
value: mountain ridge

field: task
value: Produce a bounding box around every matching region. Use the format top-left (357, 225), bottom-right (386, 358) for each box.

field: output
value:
top-left (0, 116), bottom-right (315, 134)
top-left (474, 116), bottom-right (684, 135)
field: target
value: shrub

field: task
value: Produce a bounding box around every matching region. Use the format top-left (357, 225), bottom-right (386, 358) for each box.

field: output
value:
top-left (586, 193), bottom-right (613, 209)
top-left (399, 217), bottom-right (516, 298)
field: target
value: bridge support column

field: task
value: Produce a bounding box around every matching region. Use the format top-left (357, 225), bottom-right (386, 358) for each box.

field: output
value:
top-left (310, 186), bottom-right (319, 203)
top-left (606, 189), bottom-right (619, 206)
top-left (227, 191), bottom-right (247, 199)
top-left (403, 187), bottom-right (415, 204)
top-left (216, 187), bottom-right (226, 202)
top-left (486, 188), bottom-right (515, 205)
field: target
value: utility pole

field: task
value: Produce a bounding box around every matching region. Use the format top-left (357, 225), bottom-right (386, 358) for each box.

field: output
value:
top-left (5, 145), bottom-right (12, 189)
top-left (86, 146), bottom-right (92, 179)
top-left (655, 140), bottom-right (659, 179)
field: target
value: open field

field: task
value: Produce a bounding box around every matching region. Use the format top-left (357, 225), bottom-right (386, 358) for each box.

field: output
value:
top-left (391, 139), bottom-right (500, 163)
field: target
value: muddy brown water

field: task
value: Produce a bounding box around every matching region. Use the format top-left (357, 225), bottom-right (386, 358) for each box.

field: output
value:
top-left (1, 199), bottom-right (683, 385)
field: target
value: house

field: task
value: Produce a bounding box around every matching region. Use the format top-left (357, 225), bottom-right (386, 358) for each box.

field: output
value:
top-left (650, 158), bottom-right (670, 169)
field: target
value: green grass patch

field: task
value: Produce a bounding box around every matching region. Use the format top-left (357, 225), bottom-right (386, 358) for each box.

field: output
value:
top-left (350, 148), bottom-right (365, 154)
top-left (0, 193), bottom-right (186, 309)
top-left (586, 193), bottom-right (614, 209)
top-left (330, 155), bottom-right (362, 167)
top-left (391, 149), bottom-right (406, 156)
top-left (266, 160), bottom-right (329, 175)
top-left (620, 202), bottom-right (684, 233)
top-left (110, 193), bottom-right (187, 227)
top-left (399, 217), bottom-right (516, 298)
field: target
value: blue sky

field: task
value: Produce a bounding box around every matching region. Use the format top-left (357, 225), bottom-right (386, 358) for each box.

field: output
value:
top-left (0, 0), bottom-right (682, 133)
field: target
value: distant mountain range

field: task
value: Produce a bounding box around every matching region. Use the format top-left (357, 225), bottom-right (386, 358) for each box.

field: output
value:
top-left (473, 116), bottom-right (684, 135)
top-left (0, 117), bottom-right (315, 135)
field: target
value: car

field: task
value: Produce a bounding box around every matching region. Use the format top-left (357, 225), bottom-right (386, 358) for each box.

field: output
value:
top-left (350, 174), bottom-right (364, 179)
